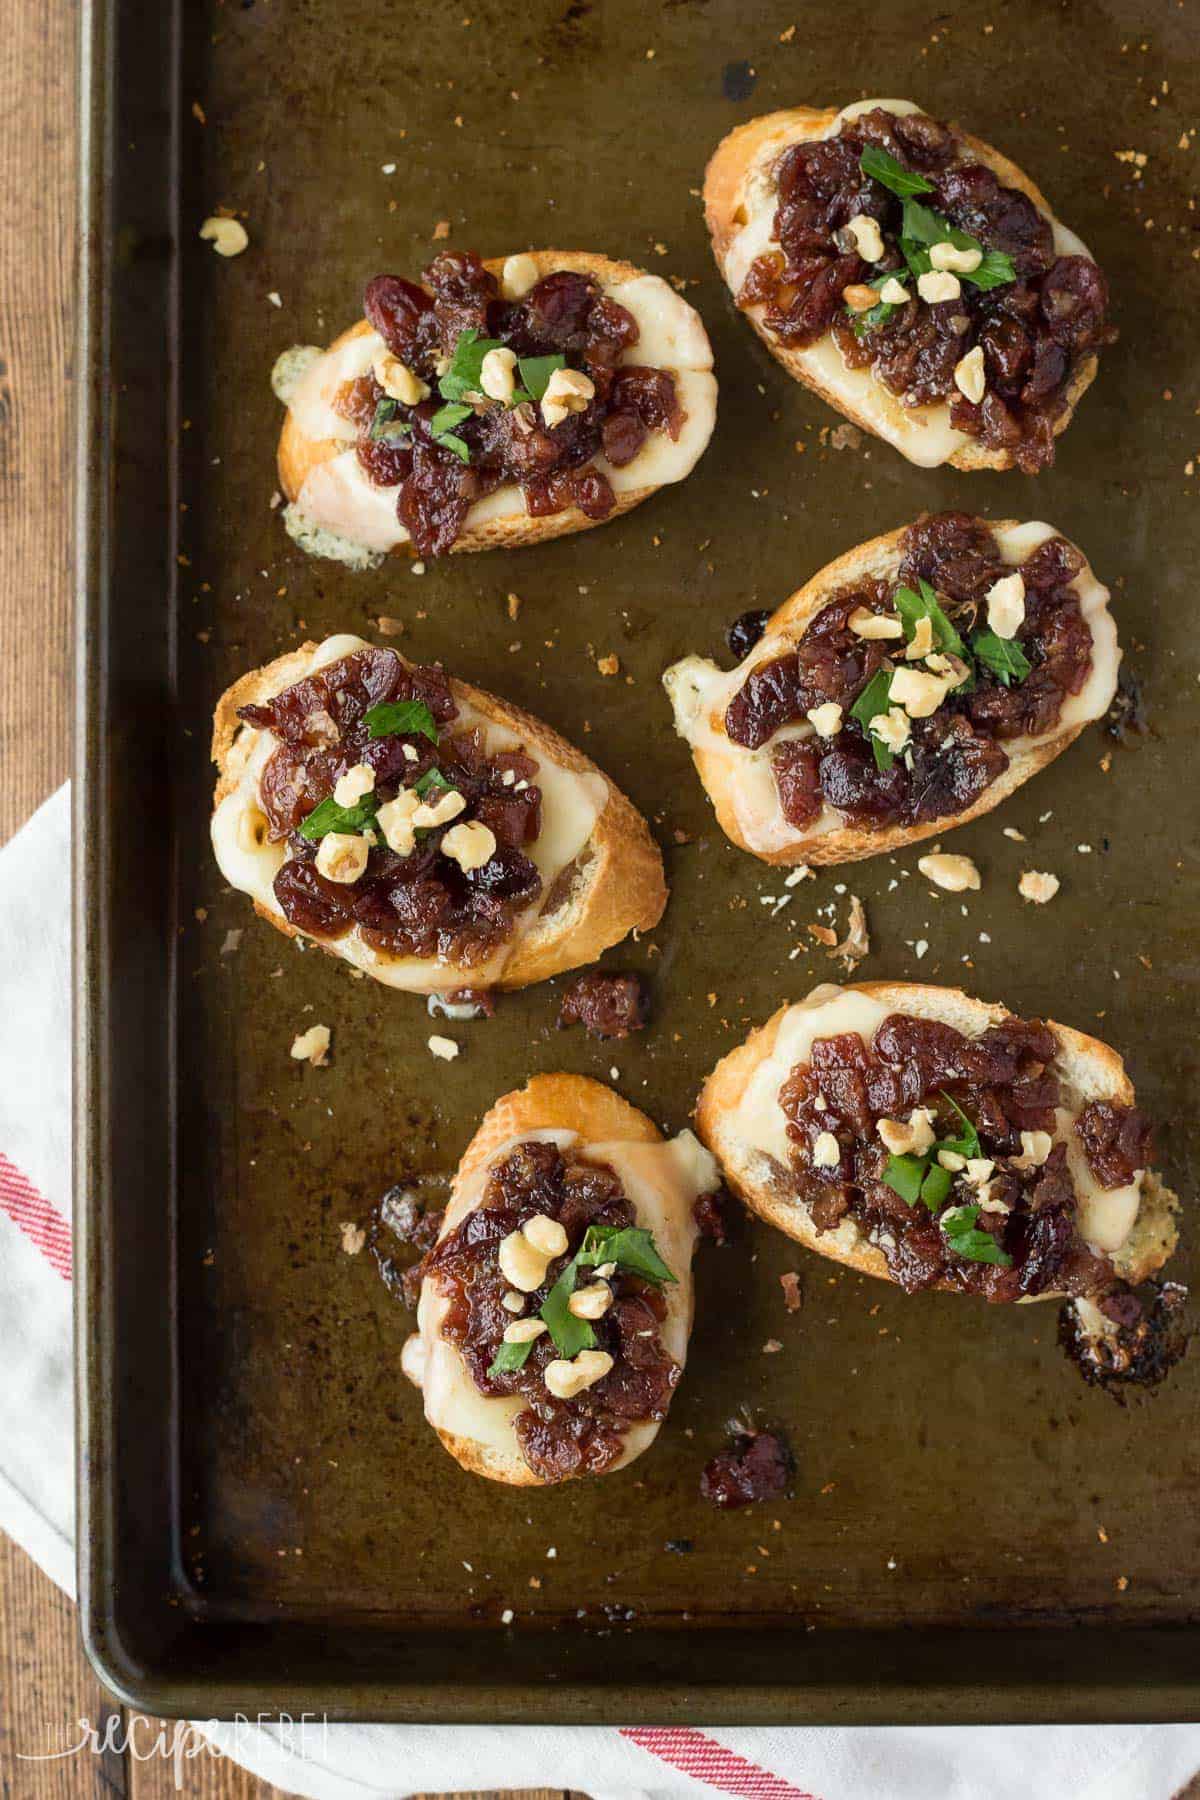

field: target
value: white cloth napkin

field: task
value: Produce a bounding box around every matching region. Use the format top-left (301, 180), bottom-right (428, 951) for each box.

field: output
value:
top-left (1, 782), bottom-right (1197, 1800)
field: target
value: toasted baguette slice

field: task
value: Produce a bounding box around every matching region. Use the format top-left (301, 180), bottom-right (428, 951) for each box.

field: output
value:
top-left (705, 99), bottom-right (1101, 470)
top-left (696, 981), bottom-right (1178, 1302)
top-left (210, 635), bottom-right (667, 993)
top-left (401, 1074), bottom-right (719, 1485)
top-left (275, 250), bottom-right (717, 565)
top-left (664, 516), bottom-right (1119, 867)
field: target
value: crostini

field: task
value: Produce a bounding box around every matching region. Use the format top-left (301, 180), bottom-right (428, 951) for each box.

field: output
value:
top-left (211, 636), bottom-right (667, 993)
top-left (401, 1074), bottom-right (721, 1485)
top-left (697, 981), bottom-right (1178, 1310)
top-left (664, 512), bottom-right (1118, 867)
top-left (273, 249), bottom-right (717, 565)
top-left (705, 99), bottom-right (1113, 471)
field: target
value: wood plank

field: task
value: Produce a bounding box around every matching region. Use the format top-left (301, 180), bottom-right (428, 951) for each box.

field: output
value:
top-left (0, 1533), bottom-right (125, 1797)
top-left (126, 1723), bottom-right (285, 1800)
top-left (0, 0), bottom-right (76, 848)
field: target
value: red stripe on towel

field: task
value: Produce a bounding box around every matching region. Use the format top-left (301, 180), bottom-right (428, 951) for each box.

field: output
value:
top-left (622, 1727), bottom-right (822, 1798)
top-left (0, 1153), bottom-right (71, 1280)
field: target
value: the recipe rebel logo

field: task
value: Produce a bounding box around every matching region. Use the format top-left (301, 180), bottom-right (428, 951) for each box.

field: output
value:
top-left (17, 1711), bottom-right (329, 1789)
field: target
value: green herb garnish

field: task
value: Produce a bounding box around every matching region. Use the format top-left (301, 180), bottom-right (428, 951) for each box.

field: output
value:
top-left (540, 1255), bottom-right (598, 1358)
top-left (940, 1202), bottom-right (1013, 1267)
top-left (488, 1338), bottom-right (537, 1378)
top-left (897, 197), bottom-right (1015, 291)
top-left (859, 144), bottom-right (934, 198)
top-left (970, 629), bottom-right (1032, 687)
top-left (880, 1099), bottom-right (985, 1213)
top-left (882, 1153), bottom-right (927, 1205)
top-left (297, 793), bottom-right (379, 842)
top-left (894, 577), bottom-right (967, 660)
top-left (537, 1220), bottom-right (675, 1356)
top-left (368, 396), bottom-right (412, 442)
top-left (578, 1224), bottom-right (677, 1285)
top-left (437, 329), bottom-right (500, 402)
top-left (428, 399), bottom-right (473, 463)
top-left (362, 699), bottom-right (439, 743)
top-left (919, 1162), bottom-right (954, 1210)
top-left (517, 353), bottom-right (567, 402)
top-left (938, 1092), bottom-right (981, 1161)
top-left (412, 767), bottom-right (454, 800)
top-left (849, 667), bottom-right (897, 772)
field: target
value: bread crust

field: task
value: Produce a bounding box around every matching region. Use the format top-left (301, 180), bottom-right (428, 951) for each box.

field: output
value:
top-left (278, 250), bottom-right (705, 556)
top-left (210, 641), bottom-right (667, 991)
top-left (703, 105), bottom-right (1098, 471)
top-left (695, 981), bottom-right (1178, 1297)
top-left (422, 1075), bottom-right (670, 1486)
top-left (671, 517), bottom-right (1114, 867)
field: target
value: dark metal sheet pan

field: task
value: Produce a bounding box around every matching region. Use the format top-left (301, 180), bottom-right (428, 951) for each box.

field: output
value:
top-left (76, 0), bottom-right (1200, 1723)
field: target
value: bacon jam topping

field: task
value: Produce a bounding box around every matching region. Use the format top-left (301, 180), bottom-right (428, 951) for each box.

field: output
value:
top-left (738, 107), bottom-right (1114, 472)
top-left (725, 512), bottom-right (1094, 835)
top-left (422, 1139), bottom-right (680, 1482)
top-left (338, 251), bottom-right (683, 557)
top-left (237, 647), bottom-right (545, 967)
top-left (779, 1011), bottom-right (1154, 1304)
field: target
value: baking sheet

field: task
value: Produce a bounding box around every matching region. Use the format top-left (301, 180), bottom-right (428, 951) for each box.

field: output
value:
top-left (78, 0), bottom-right (1200, 1721)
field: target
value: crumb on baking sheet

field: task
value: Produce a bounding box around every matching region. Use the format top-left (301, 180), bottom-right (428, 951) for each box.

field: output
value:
top-left (780, 1271), bottom-right (803, 1313)
top-left (290, 1024), bottom-right (331, 1065)
top-left (340, 1222), bottom-right (366, 1255)
top-left (1018, 869), bottom-right (1060, 904)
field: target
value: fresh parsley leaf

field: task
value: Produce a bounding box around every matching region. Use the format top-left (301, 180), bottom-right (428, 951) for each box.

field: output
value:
top-left (517, 353), bottom-right (566, 402)
top-left (851, 299), bottom-right (898, 339)
top-left (893, 578), bottom-right (967, 660)
top-left (971, 628), bottom-right (1031, 687)
top-left (578, 1224), bottom-right (676, 1285)
top-left (938, 1093), bottom-right (981, 1161)
top-left (362, 699), bottom-right (439, 743)
top-left (438, 329), bottom-right (504, 403)
top-left (413, 766), bottom-right (453, 799)
top-left (940, 1202), bottom-right (1013, 1267)
top-left (488, 1338), bottom-right (536, 1377)
top-left (540, 1254), bottom-right (597, 1358)
top-left (849, 667), bottom-right (897, 772)
top-left (919, 1162), bottom-right (954, 1210)
top-left (434, 433), bottom-right (470, 463)
top-left (882, 1153), bottom-right (926, 1206)
top-left (428, 399), bottom-right (474, 464)
top-left (368, 397), bottom-right (412, 442)
top-left (898, 198), bottom-right (1015, 289)
top-left (297, 793), bottom-right (379, 841)
top-left (430, 400), bottom-right (472, 436)
top-left (860, 144), bottom-right (934, 198)
top-left (899, 197), bottom-right (946, 247)
top-left (970, 248), bottom-right (1018, 290)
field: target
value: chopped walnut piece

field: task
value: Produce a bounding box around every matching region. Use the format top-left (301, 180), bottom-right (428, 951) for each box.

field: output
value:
top-left (780, 1271), bottom-right (803, 1313)
top-left (831, 895), bottom-right (870, 969)
top-left (1018, 870), bottom-right (1060, 904)
top-left (917, 852), bottom-right (982, 893)
top-left (290, 1024), bottom-right (331, 1066)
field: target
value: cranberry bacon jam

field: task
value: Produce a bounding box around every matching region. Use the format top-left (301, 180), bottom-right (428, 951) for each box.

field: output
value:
top-left (209, 635), bottom-right (667, 993)
top-left (272, 250), bottom-right (717, 566)
top-left (705, 99), bottom-right (1113, 471)
top-left (696, 984), bottom-right (1179, 1309)
top-left (664, 513), bottom-right (1119, 867)
top-left (400, 1078), bottom-right (721, 1485)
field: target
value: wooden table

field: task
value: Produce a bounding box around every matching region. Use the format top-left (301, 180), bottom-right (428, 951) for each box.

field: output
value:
top-left (0, 4), bottom-right (566, 1795)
